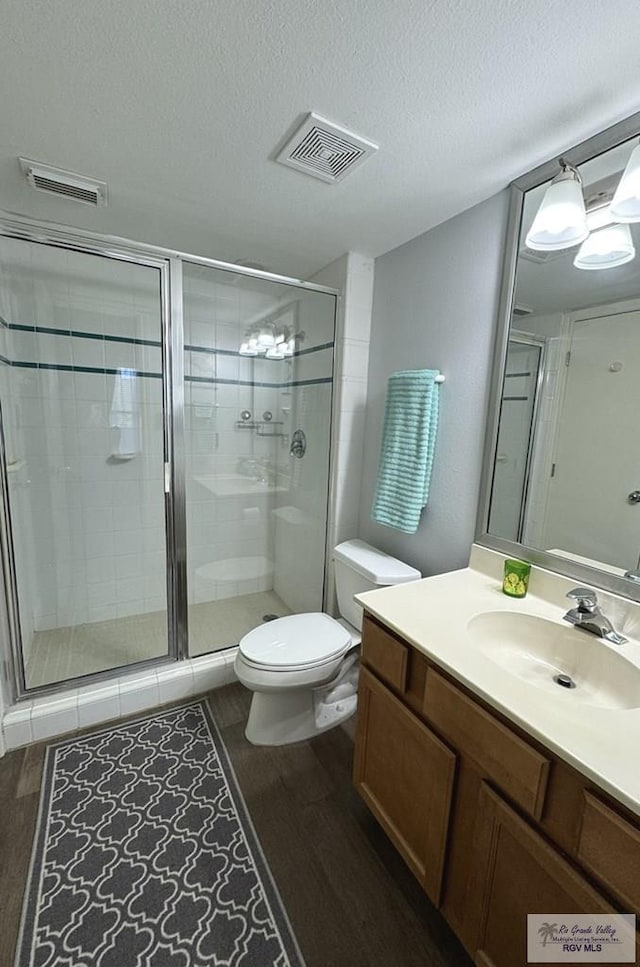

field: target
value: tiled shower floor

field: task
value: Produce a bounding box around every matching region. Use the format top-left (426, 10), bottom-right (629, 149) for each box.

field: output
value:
top-left (25, 590), bottom-right (291, 689)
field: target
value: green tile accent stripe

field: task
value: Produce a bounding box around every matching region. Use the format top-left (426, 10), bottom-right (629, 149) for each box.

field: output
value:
top-left (281, 377), bottom-right (333, 387)
top-left (9, 322), bottom-right (160, 348)
top-left (1, 317), bottom-right (333, 387)
top-left (4, 359), bottom-right (331, 388)
top-left (292, 341), bottom-right (334, 357)
top-left (6, 322), bottom-right (332, 357)
top-left (186, 374), bottom-right (333, 388)
top-left (11, 360), bottom-right (162, 379)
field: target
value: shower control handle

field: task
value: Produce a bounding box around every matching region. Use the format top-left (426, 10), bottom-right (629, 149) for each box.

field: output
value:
top-left (290, 429), bottom-right (307, 459)
top-left (628, 490), bottom-right (640, 504)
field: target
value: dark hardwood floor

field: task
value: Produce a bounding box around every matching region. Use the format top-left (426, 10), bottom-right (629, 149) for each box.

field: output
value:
top-left (1, 684), bottom-right (472, 967)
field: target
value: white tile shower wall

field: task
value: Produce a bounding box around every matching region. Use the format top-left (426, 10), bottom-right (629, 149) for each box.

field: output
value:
top-left (183, 270), bottom-right (282, 607)
top-left (1, 238), bottom-right (168, 634)
top-left (310, 253), bottom-right (374, 615)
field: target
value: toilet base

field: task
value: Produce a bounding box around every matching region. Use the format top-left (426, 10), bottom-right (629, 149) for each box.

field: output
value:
top-left (244, 654), bottom-right (359, 746)
top-left (243, 688), bottom-right (352, 745)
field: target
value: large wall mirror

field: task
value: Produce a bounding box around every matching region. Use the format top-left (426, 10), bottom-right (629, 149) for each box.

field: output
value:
top-left (479, 112), bottom-right (640, 598)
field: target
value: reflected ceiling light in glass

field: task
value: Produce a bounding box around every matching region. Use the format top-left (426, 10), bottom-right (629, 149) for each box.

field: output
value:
top-left (239, 322), bottom-right (299, 358)
top-left (239, 340), bottom-right (258, 356)
top-left (525, 160), bottom-right (589, 251)
top-left (573, 223), bottom-right (635, 271)
top-left (257, 325), bottom-right (277, 349)
top-left (610, 142), bottom-right (640, 222)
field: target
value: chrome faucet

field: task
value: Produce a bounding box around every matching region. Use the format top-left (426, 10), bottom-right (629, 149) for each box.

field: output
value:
top-left (563, 587), bottom-right (627, 645)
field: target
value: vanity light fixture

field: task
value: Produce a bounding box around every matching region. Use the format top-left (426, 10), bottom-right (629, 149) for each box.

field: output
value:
top-left (609, 141), bottom-right (640, 222)
top-left (573, 222), bottom-right (635, 271)
top-left (525, 159), bottom-right (589, 251)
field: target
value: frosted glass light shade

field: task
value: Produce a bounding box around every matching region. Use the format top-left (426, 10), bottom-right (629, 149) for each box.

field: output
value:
top-left (610, 144), bottom-right (640, 222)
top-left (525, 174), bottom-right (589, 251)
top-left (573, 223), bottom-right (635, 271)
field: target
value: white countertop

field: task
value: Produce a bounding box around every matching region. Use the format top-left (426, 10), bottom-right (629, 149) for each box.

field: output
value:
top-left (356, 553), bottom-right (640, 818)
top-left (193, 473), bottom-right (289, 497)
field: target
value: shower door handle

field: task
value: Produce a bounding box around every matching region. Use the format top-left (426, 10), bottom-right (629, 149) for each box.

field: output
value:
top-left (164, 462), bottom-right (171, 494)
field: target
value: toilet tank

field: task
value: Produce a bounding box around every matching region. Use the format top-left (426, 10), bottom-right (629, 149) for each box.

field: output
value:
top-left (333, 539), bottom-right (421, 631)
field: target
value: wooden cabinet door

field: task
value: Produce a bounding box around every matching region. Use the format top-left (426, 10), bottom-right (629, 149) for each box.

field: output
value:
top-left (353, 665), bottom-right (456, 905)
top-left (468, 783), bottom-right (615, 967)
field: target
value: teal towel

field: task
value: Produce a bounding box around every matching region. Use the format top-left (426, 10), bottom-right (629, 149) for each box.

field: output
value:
top-left (371, 369), bottom-right (440, 534)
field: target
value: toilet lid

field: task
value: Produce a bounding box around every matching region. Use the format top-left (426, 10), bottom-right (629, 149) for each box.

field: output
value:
top-left (239, 613), bottom-right (351, 670)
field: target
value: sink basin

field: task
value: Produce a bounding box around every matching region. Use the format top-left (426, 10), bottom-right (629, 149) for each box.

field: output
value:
top-left (467, 611), bottom-right (640, 710)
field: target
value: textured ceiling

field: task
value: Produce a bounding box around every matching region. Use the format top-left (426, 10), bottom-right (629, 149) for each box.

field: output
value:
top-left (2, 0), bottom-right (640, 278)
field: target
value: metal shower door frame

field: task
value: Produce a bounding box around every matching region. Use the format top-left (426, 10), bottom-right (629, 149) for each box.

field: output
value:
top-left (0, 228), bottom-right (180, 699)
top-left (0, 213), bottom-right (339, 701)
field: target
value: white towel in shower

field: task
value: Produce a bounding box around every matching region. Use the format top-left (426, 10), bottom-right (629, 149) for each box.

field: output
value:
top-left (110, 367), bottom-right (140, 458)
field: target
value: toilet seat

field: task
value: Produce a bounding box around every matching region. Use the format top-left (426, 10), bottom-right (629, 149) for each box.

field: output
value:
top-left (239, 651), bottom-right (344, 673)
top-left (238, 613), bottom-right (352, 672)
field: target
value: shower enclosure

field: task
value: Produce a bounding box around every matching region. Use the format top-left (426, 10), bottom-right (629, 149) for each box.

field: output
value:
top-left (0, 220), bottom-right (336, 698)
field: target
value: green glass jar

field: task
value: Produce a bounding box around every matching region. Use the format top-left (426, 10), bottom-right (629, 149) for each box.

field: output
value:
top-left (502, 559), bottom-right (530, 598)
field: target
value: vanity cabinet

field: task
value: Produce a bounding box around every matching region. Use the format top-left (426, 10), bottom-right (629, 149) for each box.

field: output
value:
top-left (355, 614), bottom-right (640, 965)
top-left (353, 665), bottom-right (456, 904)
top-left (466, 784), bottom-right (614, 967)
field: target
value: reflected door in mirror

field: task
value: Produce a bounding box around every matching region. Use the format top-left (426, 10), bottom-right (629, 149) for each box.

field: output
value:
top-left (542, 310), bottom-right (640, 572)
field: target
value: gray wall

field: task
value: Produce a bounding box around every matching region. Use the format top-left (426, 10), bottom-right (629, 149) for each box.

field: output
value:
top-left (358, 190), bottom-right (510, 577)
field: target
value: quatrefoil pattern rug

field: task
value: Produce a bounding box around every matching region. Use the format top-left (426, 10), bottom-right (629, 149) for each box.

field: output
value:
top-left (16, 702), bottom-right (304, 967)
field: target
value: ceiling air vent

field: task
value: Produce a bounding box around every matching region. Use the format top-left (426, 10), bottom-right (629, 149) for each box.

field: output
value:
top-left (513, 304), bottom-right (534, 317)
top-left (519, 245), bottom-right (569, 265)
top-left (19, 158), bottom-right (108, 206)
top-left (276, 113), bottom-right (378, 184)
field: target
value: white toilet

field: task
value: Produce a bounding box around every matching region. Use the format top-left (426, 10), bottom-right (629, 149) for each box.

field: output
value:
top-left (234, 539), bottom-right (421, 745)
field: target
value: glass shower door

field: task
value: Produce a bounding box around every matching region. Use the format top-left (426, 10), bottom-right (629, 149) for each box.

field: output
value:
top-left (182, 262), bottom-right (336, 657)
top-left (0, 237), bottom-right (171, 689)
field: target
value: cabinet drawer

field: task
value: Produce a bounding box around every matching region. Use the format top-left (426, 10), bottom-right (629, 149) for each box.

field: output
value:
top-left (577, 792), bottom-right (640, 913)
top-left (361, 616), bottom-right (408, 693)
top-left (424, 670), bottom-right (550, 819)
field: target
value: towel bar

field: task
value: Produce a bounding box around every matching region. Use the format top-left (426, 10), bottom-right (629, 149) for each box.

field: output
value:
top-left (435, 374), bottom-right (445, 383)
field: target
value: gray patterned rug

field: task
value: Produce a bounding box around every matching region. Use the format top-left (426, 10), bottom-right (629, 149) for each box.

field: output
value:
top-left (15, 701), bottom-right (304, 967)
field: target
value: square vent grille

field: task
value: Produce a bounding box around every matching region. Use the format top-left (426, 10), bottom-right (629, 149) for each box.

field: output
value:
top-left (276, 113), bottom-right (378, 184)
top-left (19, 158), bottom-right (108, 206)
